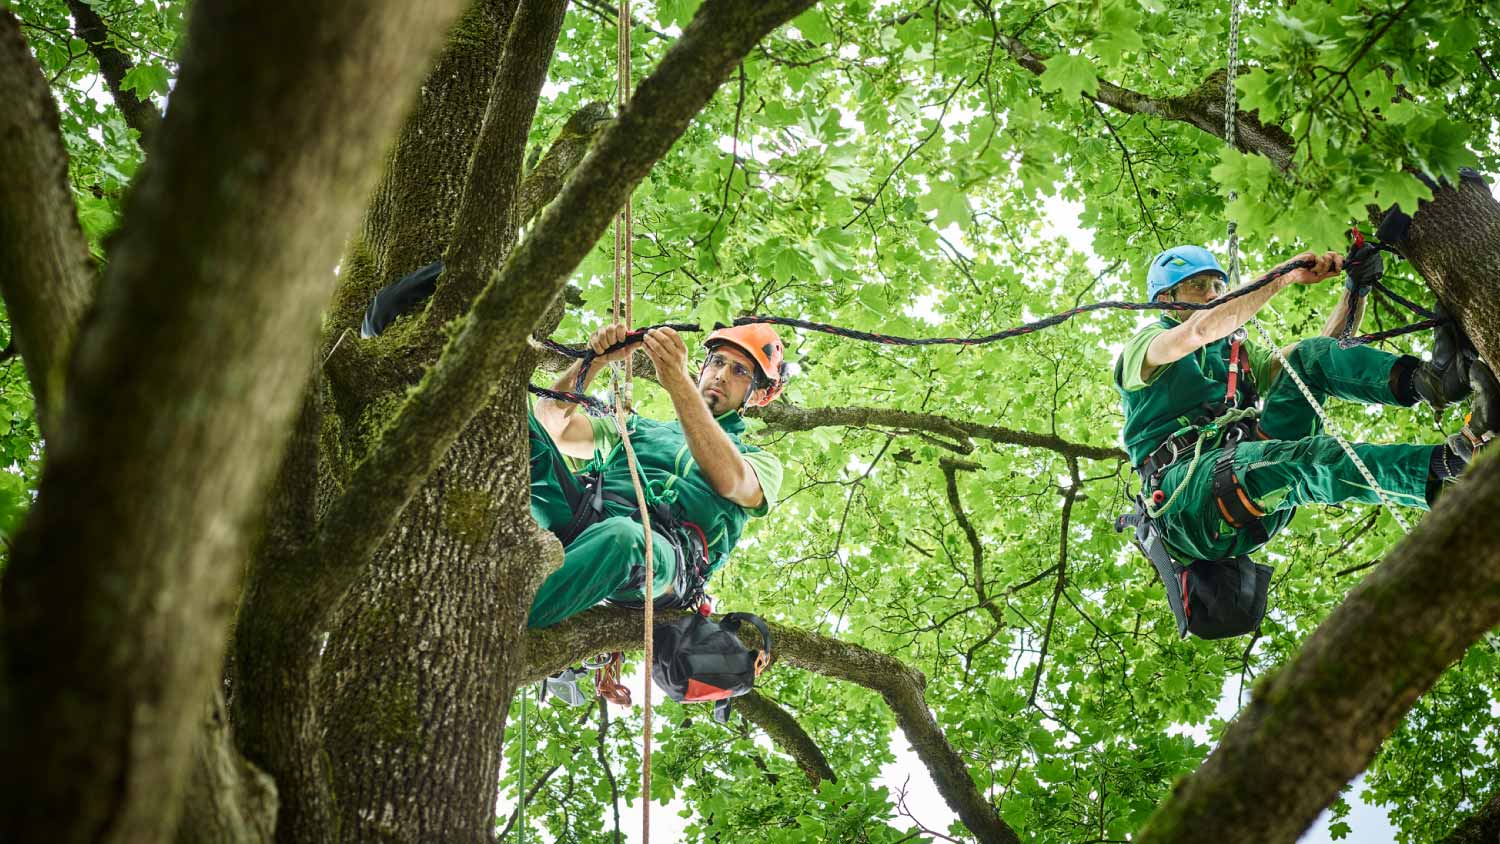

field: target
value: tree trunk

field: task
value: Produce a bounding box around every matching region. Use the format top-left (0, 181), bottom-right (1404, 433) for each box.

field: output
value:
top-left (0, 0), bottom-right (465, 840)
top-left (1393, 170), bottom-right (1500, 368)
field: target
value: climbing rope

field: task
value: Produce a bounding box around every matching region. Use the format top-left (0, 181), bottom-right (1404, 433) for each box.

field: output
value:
top-left (1219, 0), bottom-right (1411, 533)
top-left (543, 257), bottom-right (1318, 396)
top-left (517, 686), bottom-right (528, 844)
top-left (606, 4), bottom-right (655, 842)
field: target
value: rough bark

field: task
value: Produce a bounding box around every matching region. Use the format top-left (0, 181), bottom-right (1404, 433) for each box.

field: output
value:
top-left (313, 8), bottom-right (568, 841)
top-left (1394, 171), bottom-right (1500, 371)
top-left (0, 12), bottom-right (95, 436)
top-left (232, 95), bottom-right (602, 844)
top-left (1442, 789), bottom-right (1500, 844)
top-left (525, 609), bottom-right (1021, 844)
top-left (67, 0), bottom-right (161, 144)
top-left (0, 0), bottom-right (466, 841)
top-left (517, 102), bottom-right (614, 229)
top-left (428, 0), bottom-right (570, 325)
top-left (176, 690), bottom-right (278, 844)
top-left (1135, 454), bottom-right (1500, 844)
top-left (754, 401), bottom-right (1126, 461)
top-left (734, 690), bottom-right (838, 786)
top-left (323, 0), bottom-right (519, 344)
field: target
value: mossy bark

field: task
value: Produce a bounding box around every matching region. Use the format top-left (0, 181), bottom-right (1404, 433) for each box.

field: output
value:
top-left (0, 0), bottom-right (466, 841)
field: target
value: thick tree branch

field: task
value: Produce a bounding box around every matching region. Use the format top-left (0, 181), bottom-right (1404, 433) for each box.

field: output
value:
top-left (0, 0), bottom-right (468, 839)
top-left (1441, 788), bottom-right (1500, 844)
top-left (174, 689), bottom-right (277, 844)
top-left (525, 610), bottom-right (1021, 844)
top-left (755, 401), bottom-right (1125, 462)
top-left (430, 0), bottom-right (569, 324)
top-left (995, 35), bottom-right (1295, 169)
top-left (307, 0), bottom-right (820, 614)
top-left (0, 12), bottom-right (95, 437)
top-left (1136, 457), bottom-right (1500, 844)
top-left (733, 690), bottom-right (837, 786)
top-left (517, 102), bottom-right (613, 227)
top-left (66, 0), bottom-right (160, 144)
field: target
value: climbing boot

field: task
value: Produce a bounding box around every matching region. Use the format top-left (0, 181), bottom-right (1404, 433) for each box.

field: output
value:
top-left (1412, 306), bottom-right (1477, 410)
top-left (1446, 359), bottom-right (1500, 463)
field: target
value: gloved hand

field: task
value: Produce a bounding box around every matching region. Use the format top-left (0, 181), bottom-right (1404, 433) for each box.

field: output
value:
top-left (1344, 243), bottom-right (1383, 295)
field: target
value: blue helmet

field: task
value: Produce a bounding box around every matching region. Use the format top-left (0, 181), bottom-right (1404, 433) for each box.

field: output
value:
top-left (1146, 245), bottom-right (1227, 300)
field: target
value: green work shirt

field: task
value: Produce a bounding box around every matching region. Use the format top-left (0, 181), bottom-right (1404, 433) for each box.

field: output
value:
top-left (586, 410), bottom-right (782, 575)
top-left (1113, 316), bottom-right (1275, 466)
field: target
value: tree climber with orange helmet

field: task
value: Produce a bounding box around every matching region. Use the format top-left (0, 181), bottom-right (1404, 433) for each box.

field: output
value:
top-left (528, 322), bottom-right (787, 628)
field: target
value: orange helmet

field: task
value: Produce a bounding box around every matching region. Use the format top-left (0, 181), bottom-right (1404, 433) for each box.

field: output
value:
top-left (703, 323), bottom-right (789, 408)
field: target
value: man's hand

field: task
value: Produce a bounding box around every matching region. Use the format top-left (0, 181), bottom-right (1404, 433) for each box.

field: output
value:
top-left (640, 327), bottom-right (693, 390)
top-left (1283, 250), bottom-right (1343, 285)
top-left (588, 322), bottom-right (633, 365)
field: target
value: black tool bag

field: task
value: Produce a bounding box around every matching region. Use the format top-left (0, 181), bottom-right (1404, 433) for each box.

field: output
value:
top-left (1116, 498), bottom-right (1272, 640)
top-left (652, 612), bottom-right (771, 723)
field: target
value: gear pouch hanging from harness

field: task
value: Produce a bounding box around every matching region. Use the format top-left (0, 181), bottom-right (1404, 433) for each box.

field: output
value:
top-left (1117, 501), bottom-right (1271, 640)
top-left (652, 612), bottom-right (771, 723)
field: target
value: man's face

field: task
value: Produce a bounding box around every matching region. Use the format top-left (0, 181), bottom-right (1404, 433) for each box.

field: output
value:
top-left (1157, 271), bottom-right (1227, 305)
top-left (697, 345), bottom-right (758, 414)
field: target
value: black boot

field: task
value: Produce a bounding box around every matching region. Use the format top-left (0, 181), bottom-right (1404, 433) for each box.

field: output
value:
top-left (1412, 306), bottom-right (1477, 410)
top-left (1446, 359), bottom-right (1500, 462)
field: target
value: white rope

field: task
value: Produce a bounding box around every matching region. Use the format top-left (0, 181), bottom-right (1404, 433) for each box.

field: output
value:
top-left (1222, 0), bottom-right (1410, 534)
top-left (1247, 319), bottom-right (1412, 533)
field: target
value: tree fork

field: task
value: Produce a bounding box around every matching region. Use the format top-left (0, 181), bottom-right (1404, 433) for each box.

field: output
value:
top-left (0, 0), bottom-right (467, 839)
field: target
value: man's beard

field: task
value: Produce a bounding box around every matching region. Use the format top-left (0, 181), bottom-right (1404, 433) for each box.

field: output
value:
top-left (701, 383), bottom-right (730, 414)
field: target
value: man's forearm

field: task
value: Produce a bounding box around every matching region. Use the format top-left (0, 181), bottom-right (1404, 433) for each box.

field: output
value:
top-left (535, 358), bottom-right (596, 438)
top-left (664, 375), bottom-right (754, 501)
top-left (1183, 276), bottom-right (1293, 344)
top-left (1320, 289), bottom-right (1365, 338)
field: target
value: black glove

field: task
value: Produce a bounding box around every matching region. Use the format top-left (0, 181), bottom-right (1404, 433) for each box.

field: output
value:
top-left (1344, 244), bottom-right (1383, 295)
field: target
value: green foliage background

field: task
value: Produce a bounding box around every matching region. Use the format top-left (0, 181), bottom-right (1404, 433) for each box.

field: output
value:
top-left (11, 0), bottom-right (1500, 840)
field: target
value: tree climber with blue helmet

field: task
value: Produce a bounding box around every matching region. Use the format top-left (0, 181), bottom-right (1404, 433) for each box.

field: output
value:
top-left (1114, 244), bottom-right (1499, 589)
top-left (528, 322), bottom-right (787, 628)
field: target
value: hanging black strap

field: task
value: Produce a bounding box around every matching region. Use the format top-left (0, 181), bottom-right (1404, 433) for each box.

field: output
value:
top-left (1211, 440), bottom-right (1269, 545)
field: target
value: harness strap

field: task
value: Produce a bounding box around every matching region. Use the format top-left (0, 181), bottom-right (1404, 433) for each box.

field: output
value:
top-left (1211, 439), bottom-right (1269, 545)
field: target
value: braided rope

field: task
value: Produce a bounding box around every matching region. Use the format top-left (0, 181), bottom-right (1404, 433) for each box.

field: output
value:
top-left (1249, 318), bottom-right (1412, 533)
top-left (1223, 0), bottom-right (1243, 289)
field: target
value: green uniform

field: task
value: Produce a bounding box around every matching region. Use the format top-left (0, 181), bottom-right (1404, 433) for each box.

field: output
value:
top-left (527, 406), bottom-right (782, 628)
top-left (1115, 317), bottom-right (1432, 562)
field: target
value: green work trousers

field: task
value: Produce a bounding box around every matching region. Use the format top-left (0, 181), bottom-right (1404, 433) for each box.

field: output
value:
top-left (528, 412), bottom-right (675, 629)
top-left (1156, 337), bottom-right (1434, 561)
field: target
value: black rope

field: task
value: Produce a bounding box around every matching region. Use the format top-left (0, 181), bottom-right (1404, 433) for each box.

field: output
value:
top-left (529, 385), bottom-right (615, 417)
top-left (548, 258), bottom-right (1319, 392)
top-left (533, 253), bottom-right (1449, 410)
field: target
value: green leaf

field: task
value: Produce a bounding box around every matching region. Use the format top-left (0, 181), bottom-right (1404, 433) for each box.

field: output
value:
top-left (1039, 54), bottom-right (1099, 100)
top-left (121, 63), bottom-right (170, 98)
top-left (918, 181), bottom-right (970, 229)
top-left (792, 9), bottom-right (833, 44)
top-left (1436, 17), bottom-right (1478, 57)
top-left (656, 0), bottom-right (701, 28)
